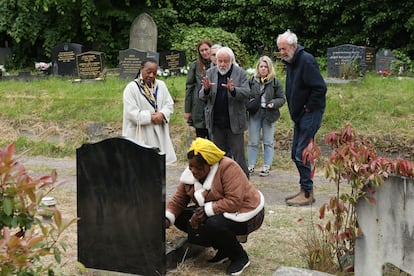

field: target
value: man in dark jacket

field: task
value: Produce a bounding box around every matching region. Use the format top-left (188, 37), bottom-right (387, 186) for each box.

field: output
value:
top-left (277, 30), bottom-right (327, 206)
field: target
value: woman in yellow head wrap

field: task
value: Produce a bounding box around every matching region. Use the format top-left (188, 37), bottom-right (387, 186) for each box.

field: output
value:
top-left (166, 138), bottom-right (265, 275)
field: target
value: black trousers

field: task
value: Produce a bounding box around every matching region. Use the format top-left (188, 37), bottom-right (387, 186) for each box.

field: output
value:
top-left (174, 207), bottom-right (264, 260)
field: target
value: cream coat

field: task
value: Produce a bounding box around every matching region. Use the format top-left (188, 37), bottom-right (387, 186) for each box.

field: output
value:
top-left (122, 79), bottom-right (177, 164)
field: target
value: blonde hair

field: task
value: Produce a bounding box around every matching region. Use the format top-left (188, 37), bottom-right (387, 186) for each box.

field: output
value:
top-left (254, 55), bottom-right (276, 80)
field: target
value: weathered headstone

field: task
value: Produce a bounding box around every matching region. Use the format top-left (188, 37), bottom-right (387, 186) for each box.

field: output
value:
top-left (51, 43), bottom-right (83, 76)
top-left (77, 137), bottom-right (166, 275)
top-left (327, 44), bottom-right (367, 79)
top-left (159, 50), bottom-right (186, 73)
top-left (0, 47), bottom-right (12, 64)
top-left (76, 51), bottom-right (105, 79)
top-left (119, 49), bottom-right (159, 79)
top-left (129, 13), bottom-right (157, 52)
top-left (375, 49), bottom-right (396, 73)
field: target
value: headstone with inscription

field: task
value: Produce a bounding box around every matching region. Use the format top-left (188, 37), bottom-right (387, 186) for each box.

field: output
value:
top-left (77, 137), bottom-right (166, 275)
top-left (129, 13), bottom-right (157, 52)
top-left (362, 47), bottom-right (375, 72)
top-left (159, 50), bottom-right (186, 73)
top-left (76, 51), bottom-right (105, 79)
top-left (375, 49), bottom-right (396, 73)
top-left (327, 44), bottom-right (367, 79)
top-left (119, 49), bottom-right (160, 79)
top-left (51, 43), bottom-right (83, 76)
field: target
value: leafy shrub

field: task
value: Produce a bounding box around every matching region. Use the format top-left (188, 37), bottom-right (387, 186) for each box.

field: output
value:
top-left (170, 25), bottom-right (249, 67)
top-left (0, 142), bottom-right (78, 274)
top-left (302, 124), bottom-right (414, 272)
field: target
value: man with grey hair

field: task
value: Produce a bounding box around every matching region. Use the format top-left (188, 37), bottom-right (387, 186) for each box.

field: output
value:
top-left (200, 46), bottom-right (250, 178)
top-left (277, 30), bottom-right (327, 206)
top-left (210, 44), bottom-right (222, 65)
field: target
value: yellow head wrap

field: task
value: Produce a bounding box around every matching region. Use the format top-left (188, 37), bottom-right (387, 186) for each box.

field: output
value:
top-left (188, 138), bottom-right (225, 165)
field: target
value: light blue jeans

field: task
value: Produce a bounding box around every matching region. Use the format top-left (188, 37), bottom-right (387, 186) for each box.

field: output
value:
top-left (247, 108), bottom-right (275, 167)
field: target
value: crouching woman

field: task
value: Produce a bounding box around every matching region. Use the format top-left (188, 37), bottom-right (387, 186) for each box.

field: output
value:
top-left (165, 138), bottom-right (265, 275)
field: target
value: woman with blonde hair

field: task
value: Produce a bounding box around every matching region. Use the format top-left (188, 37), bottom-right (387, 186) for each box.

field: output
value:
top-left (247, 55), bottom-right (285, 176)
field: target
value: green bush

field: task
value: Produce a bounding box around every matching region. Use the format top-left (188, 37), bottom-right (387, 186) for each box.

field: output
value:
top-left (171, 25), bottom-right (249, 67)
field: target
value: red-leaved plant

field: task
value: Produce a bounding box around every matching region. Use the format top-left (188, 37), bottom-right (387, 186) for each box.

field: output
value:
top-left (0, 142), bottom-right (78, 274)
top-left (302, 123), bottom-right (413, 272)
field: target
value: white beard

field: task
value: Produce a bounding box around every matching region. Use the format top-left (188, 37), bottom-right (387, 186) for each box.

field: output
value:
top-left (218, 66), bottom-right (230, 75)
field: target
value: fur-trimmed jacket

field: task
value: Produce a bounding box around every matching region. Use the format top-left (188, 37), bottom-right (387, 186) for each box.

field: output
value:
top-left (166, 157), bottom-right (264, 225)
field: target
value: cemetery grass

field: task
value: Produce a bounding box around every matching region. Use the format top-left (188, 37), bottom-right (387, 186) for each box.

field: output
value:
top-left (0, 73), bottom-right (413, 275)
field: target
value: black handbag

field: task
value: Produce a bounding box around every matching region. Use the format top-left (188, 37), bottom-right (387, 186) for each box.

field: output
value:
top-left (246, 91), bottom-right (264, 114)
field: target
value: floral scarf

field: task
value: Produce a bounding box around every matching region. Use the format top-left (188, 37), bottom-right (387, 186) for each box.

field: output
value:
top-left (135, 75), bottom-right (158, 110)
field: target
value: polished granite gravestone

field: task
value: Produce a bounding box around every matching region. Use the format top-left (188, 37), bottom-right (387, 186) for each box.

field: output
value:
top-left (327, 44), bottom-right (367, 79)
top-left (159, 50), bottom-right (186, 73)
top-left (75, 51), bottom-right (105, 80)
top-left (77, 137), bottom-right (166, 275)
top-left (51, 43), bottom-right (83, 76)
top-left (118, 48), bottom-right (159, 79)
top-left (375, 49), bottom-right (396, 73)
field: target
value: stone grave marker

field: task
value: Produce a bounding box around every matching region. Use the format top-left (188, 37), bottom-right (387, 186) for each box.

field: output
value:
top-left (76, 51), bottom-right (105, 79)
top-left (119, 49), bottom-right (159, 79)
top-left (159, 50), bottom-right (186, 73)
top-left (77, 137), bottom-right (166, 275)
top-left (0, 47), bottom-right (12, 64)
top-left (129, 13), bottom-right (157, 52)
top-left (327, 44), bottom-right (367, 79)
top-left (51, 43), bottom-right (83, 76)
top-left (363, 46), bottom-right (375, 72)
top-left (375, 49), bottom-right (396, 73)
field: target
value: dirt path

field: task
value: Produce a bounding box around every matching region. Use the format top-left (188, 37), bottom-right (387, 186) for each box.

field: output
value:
top-left (20, 155), bottom-right (336, 206)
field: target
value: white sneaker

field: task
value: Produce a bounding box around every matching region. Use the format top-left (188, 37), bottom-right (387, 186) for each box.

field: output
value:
top-left (259, 165), bottom-right (270, 177)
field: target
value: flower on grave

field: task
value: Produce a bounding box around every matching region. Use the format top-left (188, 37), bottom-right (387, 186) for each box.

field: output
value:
top-left (35, 62), bottom-right (52, 71)
top-left (377, 70), bottom-right (389, 76)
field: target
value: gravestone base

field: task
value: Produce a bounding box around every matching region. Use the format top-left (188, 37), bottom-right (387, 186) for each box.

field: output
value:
top-left (72, 77), bottom-right (105, 83)
top-left (166, 237), bottom-right (205, 270)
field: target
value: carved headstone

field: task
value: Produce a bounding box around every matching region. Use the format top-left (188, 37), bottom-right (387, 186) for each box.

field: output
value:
top-left (76, 51), bottom-right (105, 79)
top-left (327, 44), bottom-right (367, 79)
top-left (51, 43), bottom-right (83, 76)
top-left (362, 46), bottom-right (376, 72)
top-left (129, 13), bottom-right (157, 52)
top-left (77, 137), bottom-right (166, 275)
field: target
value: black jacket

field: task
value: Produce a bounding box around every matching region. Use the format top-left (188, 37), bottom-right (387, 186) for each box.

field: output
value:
top-left (282, 45), bottom-right (327, 123)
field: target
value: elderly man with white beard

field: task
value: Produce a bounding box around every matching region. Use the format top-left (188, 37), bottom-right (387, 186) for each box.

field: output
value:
top-left (199, 47), bottom-right (250, 178)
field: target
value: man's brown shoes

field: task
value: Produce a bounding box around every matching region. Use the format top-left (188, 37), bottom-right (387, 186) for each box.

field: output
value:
top-left (286, 189), bottom-right (315, 206)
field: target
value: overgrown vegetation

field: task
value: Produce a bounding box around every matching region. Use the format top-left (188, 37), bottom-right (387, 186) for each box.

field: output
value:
top-left (301, 124), bottom-right (413, 272)
top-left (0, 142), bottom-right (78, 274)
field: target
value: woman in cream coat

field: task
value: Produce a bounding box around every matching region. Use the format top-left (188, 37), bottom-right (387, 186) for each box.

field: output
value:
top-left (122, 58), bottom-right (176, 164)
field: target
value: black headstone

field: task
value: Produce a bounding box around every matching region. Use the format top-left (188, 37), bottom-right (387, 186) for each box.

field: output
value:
top-left (327, 44), bottom-right (367, 78)
top-left (76, 51), bottom-right (105, 79)
top-left (159, 50), bottom-right (186, 72)
top-left (0, 47), bottom-right (12, 64)
top-left (77, 137), bottom-right (166, 275)
top-left (375, 49), bottom-right (396, 73)
top-left (362, 47), bottom-right (376, 72)
top-left (51, 43), bottom-right (83, 76)
top-left (119, 48), bottom-right (146, 79)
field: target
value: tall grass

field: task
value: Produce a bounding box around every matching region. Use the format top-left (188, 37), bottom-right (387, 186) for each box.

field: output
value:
top-left (0, 73), bottom-right (413, 159)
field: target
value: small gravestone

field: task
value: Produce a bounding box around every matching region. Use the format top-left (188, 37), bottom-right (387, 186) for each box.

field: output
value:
top-left (0, 47), bottom-right (12, 64)
top-left (119, 49), bottom-right (159, 79)
top-left (363, 46), bottom-right (376, 72)
top-left (76, 51), bottom-right (105, 79)
top-left (129, 13), bottom-right (157, 52)
top-left (51, 43), bottom-right (83, 76)
top-left (375, 49), bottom-right (396, 73)
top-left (327, 44), bottom-right (367, 79)
top-left (77, 137), bottom-right (166, 275)
top-left (159, 50), bottom-right (186, 73)
top-left (258, 45), bottom-right (271, 57)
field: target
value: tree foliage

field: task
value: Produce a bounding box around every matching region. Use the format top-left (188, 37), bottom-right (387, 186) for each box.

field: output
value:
top-left (0, 0), bottom-right (413, 69)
